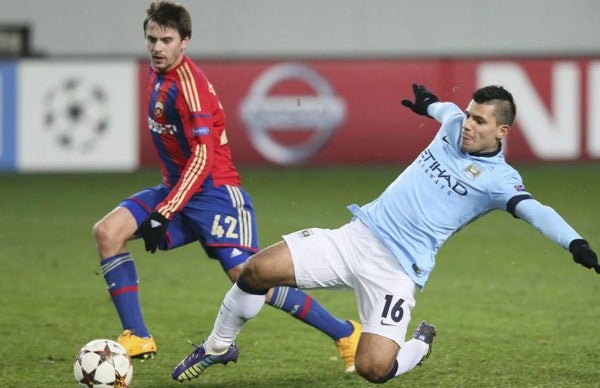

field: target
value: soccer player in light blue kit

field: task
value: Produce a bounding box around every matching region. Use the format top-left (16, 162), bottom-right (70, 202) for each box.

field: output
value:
top-left (172, 84), bottom-right (599, 384)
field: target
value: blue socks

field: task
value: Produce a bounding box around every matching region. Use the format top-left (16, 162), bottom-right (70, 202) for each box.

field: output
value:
top-left (101, 255), bottom-right (352, 342)
top-left (100, 253), bottom-right (150, 338)
top-left (267, 286), bottom-right (353, 340)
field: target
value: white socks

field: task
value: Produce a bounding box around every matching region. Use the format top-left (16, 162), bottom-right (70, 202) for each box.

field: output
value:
top-left (203, 283), bottom-right (265, 354)
top-left (394, 339), bottom-right (430, 376)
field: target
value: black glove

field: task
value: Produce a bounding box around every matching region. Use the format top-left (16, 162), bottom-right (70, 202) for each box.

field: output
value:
top-left (401, 84), bottom-right (439, 118)
top-left (137, 211), bottom-right (170, 253)
top-left (569, 239), bottom-right (600, 274)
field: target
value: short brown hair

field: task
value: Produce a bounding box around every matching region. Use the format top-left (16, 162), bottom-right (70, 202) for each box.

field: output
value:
top-left (143, 1), bottom-right (192, 39)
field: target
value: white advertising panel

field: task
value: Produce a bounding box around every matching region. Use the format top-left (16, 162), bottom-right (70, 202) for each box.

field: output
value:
top-left (18, 61), bottom-right (138, 171)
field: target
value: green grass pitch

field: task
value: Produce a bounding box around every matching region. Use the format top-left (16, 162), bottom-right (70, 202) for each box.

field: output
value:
top-left (1, 164), bottom-right (599, 387)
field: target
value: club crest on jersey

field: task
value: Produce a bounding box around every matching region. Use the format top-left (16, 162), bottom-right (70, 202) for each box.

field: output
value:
top-left (154, 100), bottom-right (164, 118)
top-left (464, 164), bottom-right (482, 180)
top-left (154, 90), bottom-right (168, 118)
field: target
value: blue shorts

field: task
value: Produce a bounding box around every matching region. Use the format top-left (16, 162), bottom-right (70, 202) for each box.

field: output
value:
top-left (120, 183), bottom-right (259, 271)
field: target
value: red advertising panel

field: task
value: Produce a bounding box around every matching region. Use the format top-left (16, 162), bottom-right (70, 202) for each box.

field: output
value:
top-left (138, 58), bottom-right (600, 166)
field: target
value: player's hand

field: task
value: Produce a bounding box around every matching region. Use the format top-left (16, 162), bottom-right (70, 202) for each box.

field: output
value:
top-left (137, 211), bottom-right (170, 253)
top-left (401, 84), bottom-right (439, 118)
top-left (569, 239), bottom-right (600, 274)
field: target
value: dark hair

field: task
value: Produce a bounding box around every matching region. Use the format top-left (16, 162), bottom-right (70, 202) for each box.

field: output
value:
top-left (143, 1), bottom-right (192, 40)
top-left (472, 85), bottom-right (516, 126)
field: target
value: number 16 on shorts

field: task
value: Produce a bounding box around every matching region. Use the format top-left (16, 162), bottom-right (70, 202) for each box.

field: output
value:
top-left (380, 294), bottom-right (405, 326)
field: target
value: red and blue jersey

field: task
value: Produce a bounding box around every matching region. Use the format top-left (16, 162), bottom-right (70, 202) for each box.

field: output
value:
top-left (147, 56), bottom-right (241, 219)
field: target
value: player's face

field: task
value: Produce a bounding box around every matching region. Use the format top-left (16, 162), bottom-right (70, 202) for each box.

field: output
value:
top-left (145, 22), bottom-right (189, 73)
top-left (461, 101), bottom-right (508, 154)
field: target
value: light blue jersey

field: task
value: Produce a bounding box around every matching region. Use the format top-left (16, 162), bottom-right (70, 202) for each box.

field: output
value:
top-left (349, 102), bottom-right (580, 288)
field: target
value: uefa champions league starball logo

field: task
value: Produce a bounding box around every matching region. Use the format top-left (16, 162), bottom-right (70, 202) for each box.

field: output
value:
top-left (43, 77), bottom-right (110, 152)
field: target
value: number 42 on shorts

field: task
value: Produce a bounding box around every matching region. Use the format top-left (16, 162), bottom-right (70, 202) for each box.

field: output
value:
top-left (211, 214), bottom-right (239, 238)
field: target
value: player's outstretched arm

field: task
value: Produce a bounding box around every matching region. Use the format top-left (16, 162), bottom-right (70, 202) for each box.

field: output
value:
top-left (515, 198), bottom-right (599, 274)
top-left (401, 84), bottom-right (439, 118)
top-left (569, 239), bottom-right (600, 274)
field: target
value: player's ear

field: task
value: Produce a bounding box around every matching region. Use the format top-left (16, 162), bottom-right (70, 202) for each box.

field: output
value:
top-left (181, 36), bottom-right (190, 51)
top-left (496, 124), bottom-right (509, 141)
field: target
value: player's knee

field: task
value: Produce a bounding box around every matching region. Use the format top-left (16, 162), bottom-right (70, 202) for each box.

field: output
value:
top-left (92, 219), bottom-right (124, 257)
top-left (92, 219), bottom-right (109, 244)
top-left (356, 366), bottom-right (394, 384)
top-left (239, 257), bottom-right (268, 290)
top-left (355, 356), bottom-right (396, 384)
top-left (237, 267), bottom-right (269, 295)
top-left (240, 259), bottom-right (262, 287)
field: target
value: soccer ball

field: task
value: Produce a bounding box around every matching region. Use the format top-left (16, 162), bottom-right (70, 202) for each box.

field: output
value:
top-left (73, 339), bottom-right (133, 387)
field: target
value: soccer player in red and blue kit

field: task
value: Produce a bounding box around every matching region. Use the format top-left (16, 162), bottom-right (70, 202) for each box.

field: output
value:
top-left (92, 0), bottom-right (360, 373)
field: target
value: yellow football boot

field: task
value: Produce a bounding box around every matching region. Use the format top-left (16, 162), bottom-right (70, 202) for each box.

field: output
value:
top-left (334, 320), bottom-right (361, 373)
top-left (117, 329), bottom-right (157, 359)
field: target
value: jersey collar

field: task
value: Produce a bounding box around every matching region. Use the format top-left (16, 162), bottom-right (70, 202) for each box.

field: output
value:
top-left (468, 142), bottom-right (502, 158)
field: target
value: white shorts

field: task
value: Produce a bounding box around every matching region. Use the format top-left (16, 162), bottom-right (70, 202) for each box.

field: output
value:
top-left (283, 220), bottom-right (416, 346)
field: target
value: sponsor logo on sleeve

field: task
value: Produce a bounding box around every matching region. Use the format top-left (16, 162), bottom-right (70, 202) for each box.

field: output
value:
top-left (192, 126), bottom-right (210, 136)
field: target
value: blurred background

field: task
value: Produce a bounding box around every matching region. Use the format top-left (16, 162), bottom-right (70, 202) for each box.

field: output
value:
top-left (1, 0), bottom-right (599, 171)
